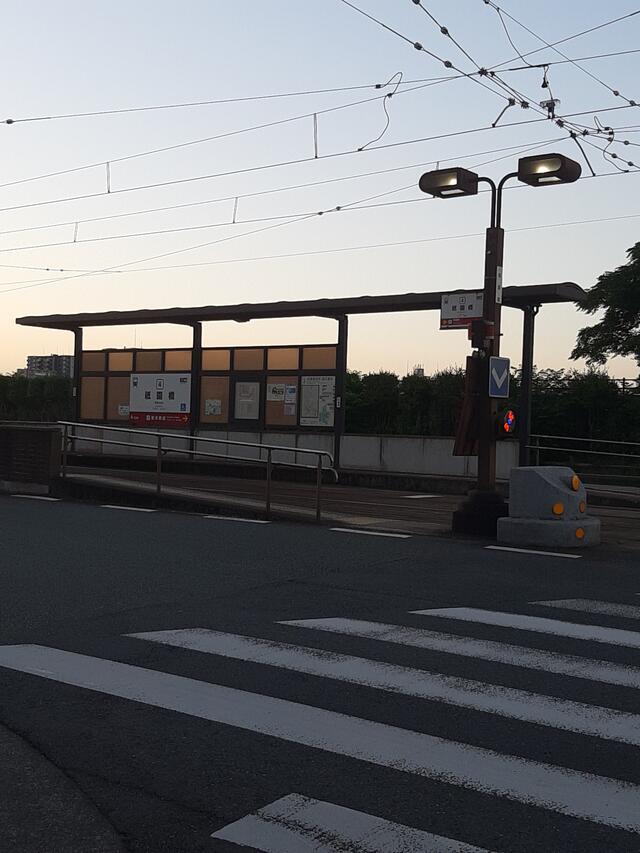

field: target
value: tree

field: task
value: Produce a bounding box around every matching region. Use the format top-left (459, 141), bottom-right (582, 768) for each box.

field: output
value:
top-left (571, 242), bottom-right (640, 366)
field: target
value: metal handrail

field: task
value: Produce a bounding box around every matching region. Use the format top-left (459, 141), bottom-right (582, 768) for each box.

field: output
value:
top-left (531, 433), bottom-right (640, 449)
top-left (58, 421), bottom-right (337, 522)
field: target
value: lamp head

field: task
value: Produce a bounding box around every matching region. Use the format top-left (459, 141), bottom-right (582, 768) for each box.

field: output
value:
top-left (418, 167), bottom-right (479, 198)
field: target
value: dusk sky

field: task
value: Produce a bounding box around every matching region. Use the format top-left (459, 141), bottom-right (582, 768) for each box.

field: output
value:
top-left (2, 0), bottom-right (639, 377)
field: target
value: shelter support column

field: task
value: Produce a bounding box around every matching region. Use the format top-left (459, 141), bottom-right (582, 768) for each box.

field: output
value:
top-left (519, 304), bottom-right (539, 466)
top-left (334, 315), bottom-right (349, 469)
top-left (190, 322), bottom-right (203, 434)
top-left (72, 327), bottom-right (83, 421)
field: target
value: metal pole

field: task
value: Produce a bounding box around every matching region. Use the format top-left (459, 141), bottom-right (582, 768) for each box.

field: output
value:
top-left (72, 328), bottom-right (83, 421)
top-left (61, 423), bottom-right (68, 478)
top-left (333, 315), bottom-right (349, 470)
top-left (519, 304), bottom-right (538, 466)
top-left (315, 455), bottom-right (323, 522)
top-left (265, 448), bottom-right (272, 519)
top-left (156, 435), bottom-right (162, 495)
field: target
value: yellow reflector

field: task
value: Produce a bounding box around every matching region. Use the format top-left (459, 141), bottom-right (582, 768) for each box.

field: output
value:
top-left (571, 474), bottom-right (581, 491)
top-left (552, 502), bottom-right (564, 516)
top-left (575, 527), bottom-right (585, 540)
top-left (579, 501), bottom-right (586, 513)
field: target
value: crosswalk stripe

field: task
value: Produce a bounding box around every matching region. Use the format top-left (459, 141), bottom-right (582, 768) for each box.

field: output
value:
top-left (534, 599), bottom-right (640, 620)
top-left (0, 644), bottom-right (638, 830)
top-left (412, 607), bottom-right (640, 650)
top-left (280, 618), bottom-right (640, 690)
top-left (211, 793), bottom-right (492, 852)
top-left (12, 494), bottom-right (60, 502)
top-left (131, 628), bottom-right (640, 746)
top-left (100, 505), bottom-right (156, 513)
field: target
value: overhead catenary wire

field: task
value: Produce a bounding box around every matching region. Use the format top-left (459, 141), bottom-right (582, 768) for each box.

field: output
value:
top-left (0, 102), bottom-right (634, 218)
top-left (0, 135), bottom-right (563, 239)
top-left (1, 150), bottom-right (636, 293)
top-left (482, 0), bottom-right (639, 107)
top-left (488, 8), bottom-right (640, 70)
top-left (0, 79), bottom-right (450, 191)
top-left (3, 201), bottom-right (640, 289)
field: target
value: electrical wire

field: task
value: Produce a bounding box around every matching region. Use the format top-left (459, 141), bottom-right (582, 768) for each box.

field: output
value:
top-left (0, 79), bottom-right (447, 191)
top-left (0, 137), bottom-right (563, 240)
top-left (500, 48), bottom-right (640, 73)
top-left (0, 130), bottom-right (564, 254)
top-left (0, 76), bottom-right (459, 125)
top-left (489, 9), bottom-right (640, 70)
top-left (3, 203), bottom-right (639, 289)
top-left (0, 102), bottom-right (635, 218)
top-left (483, 0), bottom-right (639, 107)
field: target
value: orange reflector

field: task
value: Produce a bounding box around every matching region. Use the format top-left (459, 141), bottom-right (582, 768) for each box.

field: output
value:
top-left (575, 527), bottom-right (585, 540)
top-left (579, 501), bottom-right (586, 513)
top-left (552, 502), bottom-right (564, 516)
top-left (571, 474), bottom-right (581, 491)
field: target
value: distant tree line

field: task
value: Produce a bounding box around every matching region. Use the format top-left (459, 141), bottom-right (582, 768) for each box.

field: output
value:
top-left (1, 370), bottom-right (638, 443)
top-left (0, 375), bottom-right (73, 422)
top-left (346, 368), bottom-right (640, 442)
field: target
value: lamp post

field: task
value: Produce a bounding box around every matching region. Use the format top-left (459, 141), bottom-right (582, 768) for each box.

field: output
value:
top-left (419, 153), bottom-right (581, 536)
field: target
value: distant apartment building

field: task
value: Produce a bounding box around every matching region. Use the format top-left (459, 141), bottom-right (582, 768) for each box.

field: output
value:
top-left (25, 354), bottom-right (74, 378)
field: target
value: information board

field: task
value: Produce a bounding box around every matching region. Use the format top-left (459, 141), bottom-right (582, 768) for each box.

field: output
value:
top-left (129, 373), bottom-right (191, 426)
top-left (300, 375), bottom-right (335, 427)
top-left (234, 381), bottom-right (260, 420)
top-left (440, 291), bottom-right (484, 329)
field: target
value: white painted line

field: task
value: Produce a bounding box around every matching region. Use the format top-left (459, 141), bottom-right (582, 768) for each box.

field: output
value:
top-left (330, 528), bottom-right (411, 539)
top-left (534, 599), bottom-right (640, 620)
top-left (412, 608), bottom-right (640, 650)
top-left (203, 515), bottom-right (270, 524)
top-left (12, 495), bottom-right (60, 502)
top-left (486, 545), bottom-right (581, 560)
top-left (281, 618), bottom-right (640, 690)
top-left (404, 494), bottom-right (437, 499)
top-left (100, 505), bottom-right (156, 513)
top-left (131, 628), bottom-right (640, 746)
top-left (0, 644), bottom-right (638, 831)
top-left (212, 793), bottom-right (491, 852)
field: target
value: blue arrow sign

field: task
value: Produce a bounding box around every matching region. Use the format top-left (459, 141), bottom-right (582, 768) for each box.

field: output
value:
top-left (489, 356), bottom-right (510, 398)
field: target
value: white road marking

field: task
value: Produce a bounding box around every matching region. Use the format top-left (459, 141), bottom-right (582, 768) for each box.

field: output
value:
top-left (534, 599), bottom-right (640, 620)
top-left (0, 644), bottom-right (638, 830)
top-left (486, 545), bottom-right (581, 560)
top-left (403, 494), bottom-right (437, 499)
top-left (131, 628), bottom-right (640, 746)
top-left (203, 515), bottom-right (270, 524)
top-left (100, 505), bottom-right (156, 513)
top-left (281, 618), bottom-right (640, 690)
top-left (12, 495), bottom-right (60, 502)
top-left (412, 607), bottom-right (640, 650)
top-left (330, 528), bottom-right (411, 539)
top-left (211, 793), bottom-right (492, 852)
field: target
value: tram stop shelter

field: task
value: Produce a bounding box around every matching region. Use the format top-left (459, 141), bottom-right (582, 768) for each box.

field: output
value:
top-left (17, 282), bottom-right (584, 469)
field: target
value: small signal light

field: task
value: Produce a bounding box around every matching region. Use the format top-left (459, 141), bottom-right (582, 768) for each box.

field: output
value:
top-left (571, 474), bottom-right (581, 491)
top-left (575, 527), bottom-right (585, 540)
top-left (579, 501), bottom-right (586, 513)
top-left (500, 409), bottom-right (517, 436)
top-left (552, 502), bottom-right (564, 516)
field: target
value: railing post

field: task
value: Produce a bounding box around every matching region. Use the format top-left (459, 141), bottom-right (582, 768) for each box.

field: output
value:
top-left (156, 435), bottom-right (162, 496)
top-left (61, 423), bottom-right (68, 478)
top-left (315, 455), bottom-right (323, 523)
top-left (265, 448), bottom-right (272, 519)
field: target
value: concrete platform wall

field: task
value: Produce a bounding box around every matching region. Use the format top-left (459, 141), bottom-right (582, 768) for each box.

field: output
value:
top-left (68, 426), bottom-right (518, 480)
top-left (340, 434), bottom-right (518, 480)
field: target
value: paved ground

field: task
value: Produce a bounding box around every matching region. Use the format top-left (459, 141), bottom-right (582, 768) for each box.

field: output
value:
top-left (1, 495), bottom-right (640, 852)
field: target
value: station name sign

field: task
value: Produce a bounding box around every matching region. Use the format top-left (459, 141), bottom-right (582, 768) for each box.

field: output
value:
top-left (440, 291), bottom-right (484, 330)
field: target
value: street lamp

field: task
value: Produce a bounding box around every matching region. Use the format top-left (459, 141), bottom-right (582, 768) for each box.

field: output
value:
top-left (419, 152), bottom-right (581, 536)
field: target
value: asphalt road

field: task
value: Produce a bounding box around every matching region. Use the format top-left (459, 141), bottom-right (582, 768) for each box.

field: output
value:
top-left (1, 495), bottom-right (640, 852)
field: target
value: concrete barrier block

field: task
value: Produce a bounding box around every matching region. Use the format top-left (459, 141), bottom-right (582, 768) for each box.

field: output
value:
top-left (497, 516), bottom-right (601, 548)
top-left (499, 465), bottom-right (600, 548)
top-left (509, 466), bottom-right (586, 520)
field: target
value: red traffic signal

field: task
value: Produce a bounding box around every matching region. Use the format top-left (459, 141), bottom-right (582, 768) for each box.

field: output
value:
top-left (497, 408), bottom-right (517, 437)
